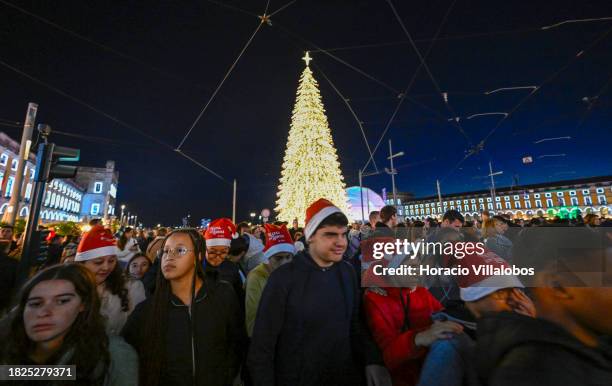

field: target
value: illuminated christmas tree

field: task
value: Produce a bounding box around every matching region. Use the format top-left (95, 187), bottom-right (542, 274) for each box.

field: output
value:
top-left (275, 53), bottom-right (349, 225)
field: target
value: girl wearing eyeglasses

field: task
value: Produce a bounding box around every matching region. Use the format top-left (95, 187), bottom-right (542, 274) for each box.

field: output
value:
top-left (122, 229), bottom-right (245, 386)
top-left (0, 264), bottom-right (138, 385)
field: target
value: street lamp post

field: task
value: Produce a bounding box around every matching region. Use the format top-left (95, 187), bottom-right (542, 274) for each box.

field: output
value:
top-left (488, 161), bottom-right (503, 212)
top-left (120, 205), bottom-right (125, 226)
top-left (386, 139), bottom-right (404, 206)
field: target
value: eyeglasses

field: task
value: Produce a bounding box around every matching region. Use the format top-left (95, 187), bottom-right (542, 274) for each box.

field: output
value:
top-left (162, 247), bottom-right (194, 257)
top-left (206, 250), bottom-right (227, 258)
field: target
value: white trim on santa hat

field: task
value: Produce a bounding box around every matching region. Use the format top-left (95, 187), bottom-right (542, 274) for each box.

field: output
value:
top-left (75, 245), bottom-right (118, 262)
top-left (206, 238), bottom-right (231, 248)
top-left (460, 273), bottom-right (524, 302)
top-left (264, 243), bottom-right (296, 259)
top-left (304, 205), bottom-right (342, 240)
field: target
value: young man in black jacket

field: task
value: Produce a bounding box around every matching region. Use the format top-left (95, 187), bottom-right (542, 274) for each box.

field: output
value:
top-left (473, 227), bottom-right (612, 386)
top-left (248, 198), bottom-right (391, 386)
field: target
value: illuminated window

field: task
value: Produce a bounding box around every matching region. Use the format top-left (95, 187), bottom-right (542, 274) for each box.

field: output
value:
top-left (535, 200), bottom-right (542, 208)
top-left (599, 195), bottom-right (607, 205)
top-left (582, 189), bottom-right (590, 195)
top-left (5, 177), bottom-right (14, 197)
top-left (570, 197), bottom-right (578, 206)
top-left (569, 191), bottom-right (576, 196)
top-left (496, 203), bottom-right (502, 210)
top-left (505, 202), bottom-right (511, 209)
top-left (0, 154), bottom-right (7, 166)
top-left (94, 182), bottom-right (103, 194)
top-left (596, 188), bottom-right (604, 194)
top-left (515, 202), bottom-right (521, 209)
top-left (546, 199), bottom-right (553, 207)
top-left (556, 192), bottom-right (564, 197)
top-left (25, 183), bottom-right (32, 200)
top-left (525, 201), bottom-right (532, 209)
top-left (11, 159), bottom-right (18, 171)
top-left (91, 203), bottom-right (100, 215)
top-left (584, 196), bottom-right (592, 205)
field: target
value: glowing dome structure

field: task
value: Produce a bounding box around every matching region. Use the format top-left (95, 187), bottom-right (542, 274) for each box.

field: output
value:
top-left (345, 186), bottom-right (385, 222)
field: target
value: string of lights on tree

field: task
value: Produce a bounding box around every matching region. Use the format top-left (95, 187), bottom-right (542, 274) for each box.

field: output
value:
top-left (275, 52), bottom-right (350, 225)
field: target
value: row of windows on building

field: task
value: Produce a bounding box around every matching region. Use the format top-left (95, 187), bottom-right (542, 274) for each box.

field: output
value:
top-left (388, 187), bottom-right (610, 206)
top-left (40, 210), bottom-right (81, 222)
top-left (0, 173), bottom-right (33, 200)
top-left (394, 188), bottom-right (610, 217)
top-left (43, 191), bottom-right (81, 213)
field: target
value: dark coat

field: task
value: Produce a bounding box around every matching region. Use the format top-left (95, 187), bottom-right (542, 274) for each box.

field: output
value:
top-left (474, 312), bottom-right (612, 386)
top-left (248, 251), bottom-right (373, 386)
top-left (122, 274), bottom-right (245, 386)
top-left (0, 252), bottom-right (17, 314)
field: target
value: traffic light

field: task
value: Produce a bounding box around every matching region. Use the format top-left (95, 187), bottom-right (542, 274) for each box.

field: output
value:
top-left (29, 229), bottom-right (51, 265)
top-left (49, 145), bottom-right (80, 180)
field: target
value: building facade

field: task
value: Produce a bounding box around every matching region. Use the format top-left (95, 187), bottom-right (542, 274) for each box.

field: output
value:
top-left (0, 132), bottom-right (118, 224)
top-left (74, 161), bottom-right (119, 221)
top-left (388, 176), bottom-right (611, 221)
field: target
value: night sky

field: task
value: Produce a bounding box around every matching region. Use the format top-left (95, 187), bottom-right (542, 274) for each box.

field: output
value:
top-left (1, 0), bottom-right (611, 225)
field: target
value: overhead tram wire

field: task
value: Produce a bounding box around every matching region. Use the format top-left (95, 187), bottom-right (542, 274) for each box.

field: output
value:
top-left (361, 0), bottom-right (460, 173)
top-left (441, 25), bottom-right (612, 182)
top-left (311, 26), bottom-right (542, 54)
top-left (574, 69), bottom-right (612, 131)
top-left (311, 62), bottom-right (380, 173)
top-left (0, 58), bottom-right (227, 181)
top-left (0, 0), bottom-right (202, 87)
top-left (205, 0), bottom-right (259, 18)
top-left (175, 17), bottom-right (267, 150)
top-left (385, 0), bottom-right (472, 146)
top-left (480, 25), bottom-right (612, 145)
top-left (273, 22), bottom-right (468, 175)
top-left (0, 0), bottom-right (255, 105)
top-left (273, 22), bottom-right (456, 125)
top-left (268, 0), bottom-right (298, 18)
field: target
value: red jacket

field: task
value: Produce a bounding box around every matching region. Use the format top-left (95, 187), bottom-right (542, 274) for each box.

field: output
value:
top-left (364, 287), bottom-right (443, 386)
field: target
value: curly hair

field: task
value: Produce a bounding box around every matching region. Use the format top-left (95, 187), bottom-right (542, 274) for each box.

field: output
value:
top-left (1, 264), bottom-right (110, 385)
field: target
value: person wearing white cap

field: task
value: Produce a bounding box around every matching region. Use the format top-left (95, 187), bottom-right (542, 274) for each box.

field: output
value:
top-left (76, 224), bottom-right (146, 335)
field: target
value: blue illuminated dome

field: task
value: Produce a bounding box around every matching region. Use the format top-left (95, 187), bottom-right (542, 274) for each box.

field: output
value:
top-left (345, 186), bottom-right (385, 222)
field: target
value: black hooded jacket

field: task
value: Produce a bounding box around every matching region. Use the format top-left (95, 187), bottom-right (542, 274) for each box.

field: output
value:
top-left (122, 272), bottom-right (245, 386)
top-left (247, 251), bottom-right (373, 386)
top-left (474, 312), bottom-right (612, 386)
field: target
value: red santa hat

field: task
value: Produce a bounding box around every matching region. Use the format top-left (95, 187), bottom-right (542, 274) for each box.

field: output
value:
top-left (458, 250), bottom-right (524, 302)
top-left (75, 225), bottom-right (117, 261)
top-left (304, 198), bottom-right (343, 240)
top-left (263, 223), bottom-right (296, 259)
top-left (204, 218), bottom-right (237, 247)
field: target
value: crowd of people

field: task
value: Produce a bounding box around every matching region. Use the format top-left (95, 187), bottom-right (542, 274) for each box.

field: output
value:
top-left (0, 201), bottom-right (610, 385)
